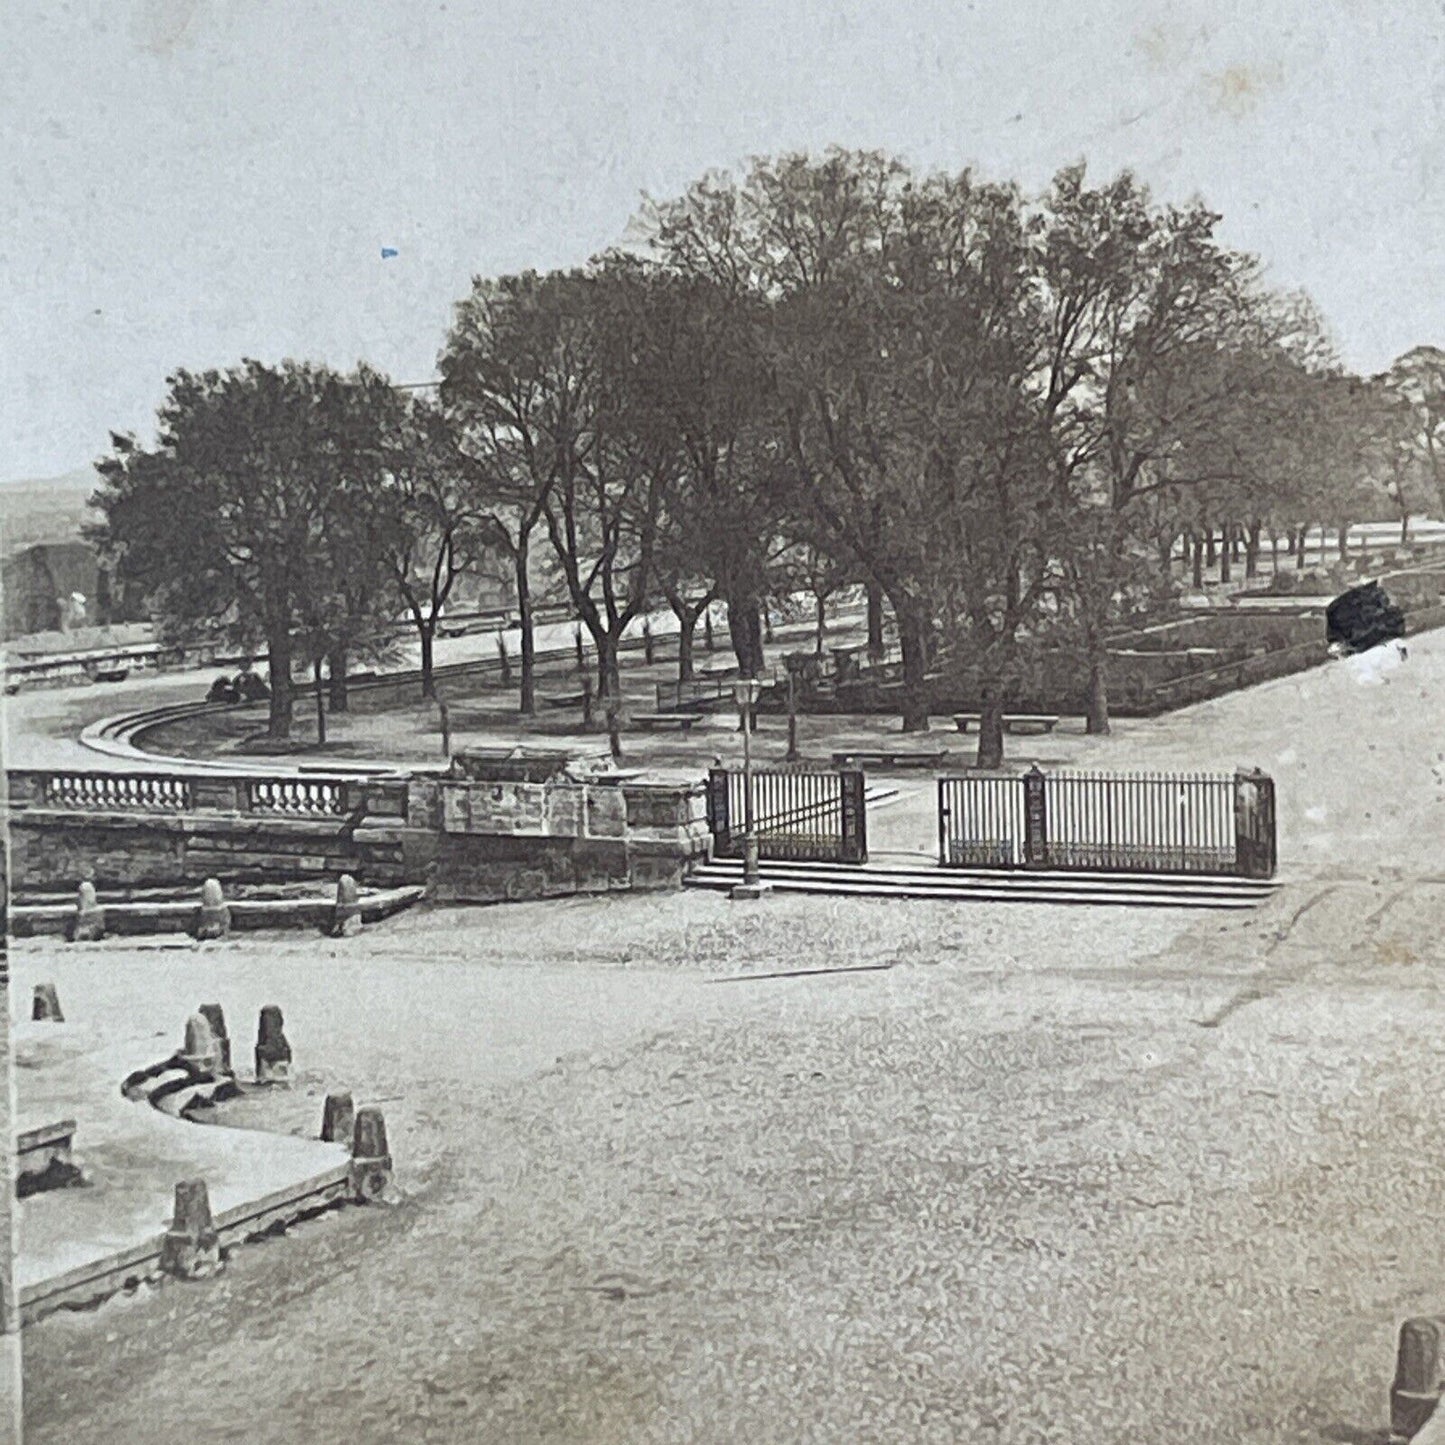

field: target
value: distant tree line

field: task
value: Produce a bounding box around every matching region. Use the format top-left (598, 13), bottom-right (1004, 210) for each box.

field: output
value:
top-left (90, 151), bottom-right (1445, 763)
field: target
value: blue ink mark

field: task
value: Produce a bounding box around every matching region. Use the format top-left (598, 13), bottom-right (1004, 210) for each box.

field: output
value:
top-left (381, 247), bottom-right (398, 259)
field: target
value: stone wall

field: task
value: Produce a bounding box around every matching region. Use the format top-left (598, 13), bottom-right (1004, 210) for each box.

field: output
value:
top-left (5, 768), bottom-right (710, 907)
top-left (426, 778), bottom-right (709, 903)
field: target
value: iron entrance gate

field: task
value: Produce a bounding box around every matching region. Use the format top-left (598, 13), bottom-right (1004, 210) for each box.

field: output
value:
top-left (706, 767), bottom-right (867, 864)
top-left (938, 767), bottom-right (1276, 878)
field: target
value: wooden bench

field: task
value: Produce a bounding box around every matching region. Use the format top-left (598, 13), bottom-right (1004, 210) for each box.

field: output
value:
top-left (953, 713), bottom-right (1060, 736)
top-left (830, 749), bottom-right (950, 771)
top-left (634, 712), bottom-right (701, 733)
top-left (542, 692), bottom-right (587, 710)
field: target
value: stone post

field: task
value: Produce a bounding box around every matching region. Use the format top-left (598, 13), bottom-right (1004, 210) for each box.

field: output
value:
top-left (194, 877), bottom-right (230, 941)
top-left (160, 1179), bottom-right (221, 1279)
top-left (31, 983), bottom-right (63, 1023)
top-left (72, 881), bottom-right (106, 941)
top-left (197, 1004), bottom-right (232, 1075)
top-left (254, 1005), bottom-right (292, 1084)
top-left (321, 1092), bottom-right (355, 1145)
top-left (1393, 1316), bottom-right (1445, 1440)
top-left (180, 1012), bottom-right (221, 1075)
top-left (330, 874), bottom-right (362, 937)
top-left (350, 1107), bottom-right (393, 1202)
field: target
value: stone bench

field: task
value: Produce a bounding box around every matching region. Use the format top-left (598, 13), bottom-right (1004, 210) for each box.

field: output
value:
top-left (634, 712), bottom-right (702, 733)
top-left (830, 749), bottom-right (950, 771)
top-left (542, 692), bottom-right (587, 710)
top-left (16, 1119), bottom-right (83, 1194)
top-left (953, 713), bottom-right (1061, 736)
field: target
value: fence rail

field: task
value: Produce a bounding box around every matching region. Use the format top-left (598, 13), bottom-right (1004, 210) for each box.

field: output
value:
top-left (8, 769), bottom-right (409, 823)
top-left (939, 767), bottom-right (1275, 878)
top-left (42, 772), bottom-right (194, 813)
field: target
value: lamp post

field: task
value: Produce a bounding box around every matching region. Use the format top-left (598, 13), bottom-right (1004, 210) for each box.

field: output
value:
top-left (732, 677), bottom-right (765, 898)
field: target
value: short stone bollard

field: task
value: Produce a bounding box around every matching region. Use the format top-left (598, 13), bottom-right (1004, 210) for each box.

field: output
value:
top-left (72, 881), bottom-right (106, 942)
top-left (31, 983), bottom-right (64, 1023)
top-left (161, 1178), bottom-right (221, 1279)
top-left (330, 874), bottom-right (362, 938)
top-left (320, 1091), bottom-right (355, 1145)
top-left (180, 1012), bottom-right (221, 1075)
top-left (350, 1107), bottom-right (393, 1202)
top-left (1394, 1317), bottom-right (1445, 1439)
top-left (197, 1004), bottom-right (233, 1075)
top-left (194, 877), bottom-right (230, 941)
top-left (254, 1005), bottom-right (292, 1084)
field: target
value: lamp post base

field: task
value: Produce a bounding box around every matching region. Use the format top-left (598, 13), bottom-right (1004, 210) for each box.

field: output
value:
top-left (729, 880), bottom-right (773, 901)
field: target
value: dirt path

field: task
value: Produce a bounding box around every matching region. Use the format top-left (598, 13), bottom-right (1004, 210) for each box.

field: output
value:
top-left (15, 877), bottom-right (1445, 1444)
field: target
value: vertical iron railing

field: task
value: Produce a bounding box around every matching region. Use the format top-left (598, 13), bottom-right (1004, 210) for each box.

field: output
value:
top-left (706, 767), bottom-right (866, 864)
top-left (937, 775), bottom-right (1024, 866)
top-left (938, 767), bottom-right (1275, 877)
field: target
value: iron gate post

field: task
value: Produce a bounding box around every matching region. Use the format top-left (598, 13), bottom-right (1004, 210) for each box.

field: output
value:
top-left (1023, 766), bottom-right (1048, 868)
top-left (839, 769), bottom-right (868, 864)
top-left (705, 768), bottom-right (731, 857)
top-left (1233, 768), bottom-right (1277, 879)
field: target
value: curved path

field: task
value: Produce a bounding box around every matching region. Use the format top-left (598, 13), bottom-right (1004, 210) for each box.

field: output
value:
top-left (4, 607), bottom-right (710, 774)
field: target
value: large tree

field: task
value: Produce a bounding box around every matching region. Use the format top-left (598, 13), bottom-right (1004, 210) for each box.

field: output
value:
top-left (374, 394), bottom-right (489, 701)
top-left (91, 359), bottom-right (395, 739)
top-left (441, 272), bottom-right (580, 715)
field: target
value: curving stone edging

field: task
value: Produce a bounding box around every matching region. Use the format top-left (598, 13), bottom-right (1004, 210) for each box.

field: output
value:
top-left (20, 1040), bottom-right (394, 1325)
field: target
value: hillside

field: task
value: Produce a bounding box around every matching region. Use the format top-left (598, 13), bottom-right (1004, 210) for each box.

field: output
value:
top-left (0, 468), bottom-right (102, 552)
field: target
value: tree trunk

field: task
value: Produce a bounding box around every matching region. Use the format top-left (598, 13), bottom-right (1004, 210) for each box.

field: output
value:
top-left (1245, 522), bottom-right (1261, 579)
top-left (1085, 646), bottom-right (1110, 735)
top-left (1295, 526), bottom-right (1308, 569)
top-left (1231, 526), bottom-right (1243, 562)
top-left (1402, 513), bottom-right (1411, 546)
top-left (312, 659), bottom-right (326, 747)
top-left (1284, 529), bottom-right (1296, 556)
top-left (815, 593), bottom-right (827, 655)
top-left (419, 624), bottom-right (437, 700)
top-left (1338, 522), bottom-right (1349, 560)
top-left (1270, 531), bottom-right (1280, 572)
top-left (676, 607), bottom-right (696, 683)
top-left (897, 608), bottom-right (929, 733)
top-left (1191, 533), bottom-right (1204, 589)
top-left (516, 546), bottom-right (535, 715)
top-left (1205, 528), bottom-right (1217, 569)
top-left (1158, 533), bottom-right (1174, 579)
top-left (266, 627), bottom-right (293, 740)
top-left (1219, 526), bottom-right (1232, 585)
top-left (866, 581), bottom-right (885, 662)
top-left (327, 648), bottom-right (349, 712)
top-left (727, 588), bottom-right (764, 677)
top-left (704, 608), bottom-right (715, 653)
top-left (976, 685), bottom-right (1005, 770)
top-left (596, 633), bottom-right (624, 759)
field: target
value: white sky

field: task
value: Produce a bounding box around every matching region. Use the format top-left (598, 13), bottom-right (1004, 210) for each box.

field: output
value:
top-left (6, 0), bottom-right (1445, 481)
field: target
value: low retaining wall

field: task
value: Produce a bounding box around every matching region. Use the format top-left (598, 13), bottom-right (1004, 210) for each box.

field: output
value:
top-left (6, 768), bottom-right (711, 907)
top-left (428, 777), bottom-right (709, 903)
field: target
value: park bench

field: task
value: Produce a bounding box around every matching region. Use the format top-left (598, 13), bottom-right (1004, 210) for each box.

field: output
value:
top-left (86, 666), bottom-right (129, 684)
top-left (830, 748), bottom-right (950, 770)
top-left (633, 712), bottom-right (702, 733)
top-left (953, 713), bottom-right (1060, 736)
top-left (542, 692), bottom-right (587, 710)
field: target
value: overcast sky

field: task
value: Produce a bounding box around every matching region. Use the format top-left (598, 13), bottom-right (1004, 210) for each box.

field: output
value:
top-left (6, 0), bottom-right (1444, 482)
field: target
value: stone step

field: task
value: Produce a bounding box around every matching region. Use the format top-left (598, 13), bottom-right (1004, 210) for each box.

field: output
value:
top-left (686, 858), bottom-right (1278, 909)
